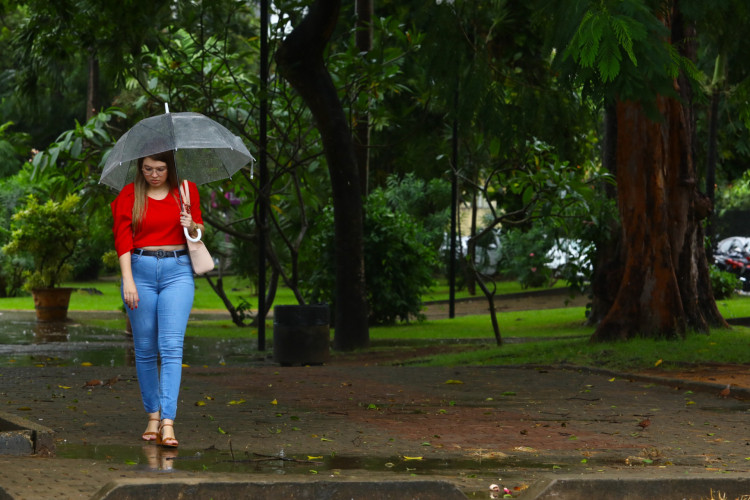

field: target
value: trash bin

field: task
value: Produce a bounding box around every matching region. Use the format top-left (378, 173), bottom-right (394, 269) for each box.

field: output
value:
top-left (273, 304), bottom-right (330, 366)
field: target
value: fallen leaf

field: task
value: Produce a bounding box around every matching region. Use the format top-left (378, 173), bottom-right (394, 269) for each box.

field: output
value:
top-left (16, 407), bottom-right (31, 411)
top-left (403, 456), bottom-right (423, 460)
top-left (654, 359), bottom-right (662, 367)
top-left (445, 379), bottom-right (464, 384)
top-left (271, 399), bottom-right (278, 405)
top-left (58, 385), bottom-right (71, 390)
top-left (80, 362), bottom-right (93, 367)
top-left (308, 456), bottom-right (323, 460)
top-left (228, 399), bottom-right (246, 405)
top-left (608, 377), bottom-right (616, 382)
top-left (218, 427), bottom-right (226, 434)
top-left (195, 401), bottom-right (206, 407)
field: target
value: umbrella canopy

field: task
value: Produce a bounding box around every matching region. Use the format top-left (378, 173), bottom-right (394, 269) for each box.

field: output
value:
top-left (100, 111), bottom-right (254, 190)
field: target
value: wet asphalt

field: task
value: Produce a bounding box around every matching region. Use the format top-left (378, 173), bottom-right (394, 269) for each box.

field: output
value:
top-left (0, 310), bottom-right (750, 499)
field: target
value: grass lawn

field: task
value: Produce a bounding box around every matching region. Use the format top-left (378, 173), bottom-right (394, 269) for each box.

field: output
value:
top-left (2, 276), bottom-right (750, 372)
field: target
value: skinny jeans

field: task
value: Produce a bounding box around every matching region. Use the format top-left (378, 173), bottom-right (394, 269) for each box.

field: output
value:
top-left (124, 252), bottom-right (194, 420)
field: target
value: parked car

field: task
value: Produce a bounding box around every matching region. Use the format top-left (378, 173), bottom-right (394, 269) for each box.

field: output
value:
top-left (714, 236), bottom-right (750, 291)
top-left (545, 238), bottom-right (593, 278)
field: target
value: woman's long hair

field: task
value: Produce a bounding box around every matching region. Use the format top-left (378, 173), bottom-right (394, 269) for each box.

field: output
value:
top-left (132, 151), bottom-right (179, 232)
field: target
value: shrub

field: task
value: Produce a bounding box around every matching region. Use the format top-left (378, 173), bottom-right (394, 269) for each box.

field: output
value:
top-left (2, 194), bottom-right (84, 291)
top-left (710, 266), bottom-right (739, 299)
top-left (301, 190), bottom-right (438, 325)
top-left (499, 226), bottom-right (554, 288)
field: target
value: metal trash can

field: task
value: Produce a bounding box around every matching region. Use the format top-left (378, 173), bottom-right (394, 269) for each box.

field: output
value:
top-left (273, 304), bottom-right (330, 366)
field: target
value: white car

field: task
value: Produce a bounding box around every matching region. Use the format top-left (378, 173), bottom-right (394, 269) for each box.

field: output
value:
top-left (545, 238), bottom-right (592, 276)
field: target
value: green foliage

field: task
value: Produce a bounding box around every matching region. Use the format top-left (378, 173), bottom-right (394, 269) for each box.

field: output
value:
top-left (540, 0), bottom-right (701, 106)
top-left (499, 226), bottom-right (553, 289)
top-left (716, 169), bottom-right (750, 214)
top-left (2, 194), bottom-right (84, 291)
top-left (381, 173), bottom-right (451, 250)
top-left (710, 266), bottom-right (739, 300)
top-left (0, 121), bottom-right (31, 179)
top-left (302, 189), bottom-right (438, 325)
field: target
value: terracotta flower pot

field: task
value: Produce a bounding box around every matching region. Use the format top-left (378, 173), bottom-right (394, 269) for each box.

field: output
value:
top-left (32, 288), bottom-right (74, 322)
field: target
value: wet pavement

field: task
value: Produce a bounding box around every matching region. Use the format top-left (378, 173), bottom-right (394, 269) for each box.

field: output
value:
top-left (1, 310), bottom-right (750, 499)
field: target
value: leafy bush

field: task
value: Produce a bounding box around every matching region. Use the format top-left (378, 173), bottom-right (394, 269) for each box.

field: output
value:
top-left (710, 266), bottom-right (739, 299)
top-left (381, 173), bottom-right (451, 251)
top-left (301, 189), bottom-right (438, 325)
top-left (499, 226), bottom-right (554, 288)
top-left (2, 194), bottom-right (84, 291)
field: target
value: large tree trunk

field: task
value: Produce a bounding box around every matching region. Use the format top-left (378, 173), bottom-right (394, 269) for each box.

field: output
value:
top-left (591, 4), bottom-right (726, 341)
top-left (276, 0), bottom-right (370, 350)
top-left (591, 95), bottom-right (725, 341)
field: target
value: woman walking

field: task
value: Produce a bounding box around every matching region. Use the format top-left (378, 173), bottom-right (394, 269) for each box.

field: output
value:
top-left (111, 150), bottom-right (203, 448)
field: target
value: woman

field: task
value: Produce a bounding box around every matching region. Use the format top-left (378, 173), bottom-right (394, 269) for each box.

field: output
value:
top-left (110, 150), bottom-right (203, 448)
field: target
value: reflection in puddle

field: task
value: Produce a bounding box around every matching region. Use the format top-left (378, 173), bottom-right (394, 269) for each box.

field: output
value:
top-left (0, 312), bottom-right (262, 368)
top-left (56, 443), bottom-right (518, 477)
top-left (141, 444), bottom-right (180, 472)
top-left (34, 322), bottom-right (70, 343)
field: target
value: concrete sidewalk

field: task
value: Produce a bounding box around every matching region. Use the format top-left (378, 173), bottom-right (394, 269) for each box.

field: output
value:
top-left (1, 361), bottom-right (749, 499)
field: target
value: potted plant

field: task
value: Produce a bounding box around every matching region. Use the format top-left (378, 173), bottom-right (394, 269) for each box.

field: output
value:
top-left (2, 194), bottom-right (84, 321)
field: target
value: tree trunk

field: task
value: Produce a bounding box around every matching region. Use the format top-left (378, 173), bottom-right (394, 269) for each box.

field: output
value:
top-left (86, 51), bottom-right (99, 120)
top-left (587, 103), bottom-right (622, 326)
top-left (591, 4), bottom-right (726, 341)
top-left (354, 0), bottom-right (373, 197)
top-left (591, 94), bottom-right (726, 341)
top-left (275, 0), bottom-right (369, 350)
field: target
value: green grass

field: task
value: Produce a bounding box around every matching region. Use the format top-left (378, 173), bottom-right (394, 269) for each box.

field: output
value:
top-left (0, 275), bottom-right (298, 312)
top-left (4, 277), bottom-right (750, 372)
top-left (403, 325), bottom-right (750, 372)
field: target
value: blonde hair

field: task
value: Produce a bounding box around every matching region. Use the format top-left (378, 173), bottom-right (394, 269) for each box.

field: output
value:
top-left (132, 151), bottom-right (179, 233)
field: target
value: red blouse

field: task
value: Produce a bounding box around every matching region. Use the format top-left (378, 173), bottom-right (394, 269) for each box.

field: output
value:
top-left (111, 182), bottom-right (204, 257)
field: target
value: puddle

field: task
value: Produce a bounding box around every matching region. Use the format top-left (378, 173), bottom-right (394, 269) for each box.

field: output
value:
top-left (0, 312), bottom-right (265, 368)
top-left (700, 404), bottom-right (750, 412)
top-left (55, 442), bottom-right (528, 477)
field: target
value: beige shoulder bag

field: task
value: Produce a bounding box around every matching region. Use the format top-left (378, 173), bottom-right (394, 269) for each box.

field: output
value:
top-left (180, 180), bottom-right (214, 275)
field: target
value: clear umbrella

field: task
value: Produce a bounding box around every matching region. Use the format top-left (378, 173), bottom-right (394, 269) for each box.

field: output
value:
top-left (99, 106), bottom-right (254, 190)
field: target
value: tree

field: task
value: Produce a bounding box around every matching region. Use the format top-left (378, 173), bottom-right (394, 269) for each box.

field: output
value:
top-left (541, 0), bottom-right (727, 340)
top-left (10, 0), bottom-right (172, 142)
top-left (275, 0), bottom-right (370, 350)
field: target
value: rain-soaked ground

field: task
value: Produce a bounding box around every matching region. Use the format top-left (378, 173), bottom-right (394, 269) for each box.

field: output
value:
top-left (0, 310), bottom-right (263, 369)
top-left (4, 309), bottom-right (750, 498)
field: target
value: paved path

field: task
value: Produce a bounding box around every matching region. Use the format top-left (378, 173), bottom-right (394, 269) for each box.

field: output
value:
top-left (1, 361), bottom-right (749, 499)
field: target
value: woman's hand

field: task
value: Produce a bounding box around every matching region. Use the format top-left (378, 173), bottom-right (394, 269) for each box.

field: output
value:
top-left (119, 252), bottom-right (139, 310)
top-left (180, 210), bottom-right (198, 238)
top-left (122, 277), bottom-right (139, 310)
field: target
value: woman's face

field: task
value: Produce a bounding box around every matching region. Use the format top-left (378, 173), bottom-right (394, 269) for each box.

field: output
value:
top-left (141, 157), bottom-right (169, 188)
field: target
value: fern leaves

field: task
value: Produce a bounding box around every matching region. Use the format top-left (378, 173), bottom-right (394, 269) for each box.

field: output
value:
top-left (565, 3), bottom-right (649, 82)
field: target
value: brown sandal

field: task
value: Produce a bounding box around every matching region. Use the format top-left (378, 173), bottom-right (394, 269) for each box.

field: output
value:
top-left (157, 421), bottom-right (179, 448)
top-left (141, 417), bottom-right (160, 442)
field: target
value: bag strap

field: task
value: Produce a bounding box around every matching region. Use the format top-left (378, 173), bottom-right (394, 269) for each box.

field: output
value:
top-left (179, 180), bottom-right (202, 242)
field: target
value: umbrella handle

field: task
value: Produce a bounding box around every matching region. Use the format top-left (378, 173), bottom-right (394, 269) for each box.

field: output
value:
top-left (184, 226), bottom-right (202, 242)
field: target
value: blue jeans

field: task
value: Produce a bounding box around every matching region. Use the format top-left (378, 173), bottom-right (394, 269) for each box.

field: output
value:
top-left (124, 252), bottom-right (194, 420)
